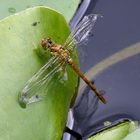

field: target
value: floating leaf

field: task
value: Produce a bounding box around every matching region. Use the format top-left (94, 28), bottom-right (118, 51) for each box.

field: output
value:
top-left (0, 0), bottom-right (80, 21)
top-left (0, 7), bottom-right (78, 140)
top-left (88, 121), bottom-right (138, 140)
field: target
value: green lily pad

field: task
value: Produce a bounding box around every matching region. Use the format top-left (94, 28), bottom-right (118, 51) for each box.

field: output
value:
top-left (0, 7), bottom-right (78, 140)
top-left (123, 128), bottom-right (140, 140)
top-left (0, 0), bottom-right (80, 21)
top-left (88, 121), bottom-right (138, 140)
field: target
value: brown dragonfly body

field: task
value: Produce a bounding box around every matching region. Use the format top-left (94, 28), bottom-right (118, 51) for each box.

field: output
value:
top-left (19, 14), bottom-right (107, 108)
top-left (41, 38), bottom-right (107, 104)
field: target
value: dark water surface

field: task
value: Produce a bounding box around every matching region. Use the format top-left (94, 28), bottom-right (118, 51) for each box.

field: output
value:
top-left (70, 0), bottom-right (140, 139)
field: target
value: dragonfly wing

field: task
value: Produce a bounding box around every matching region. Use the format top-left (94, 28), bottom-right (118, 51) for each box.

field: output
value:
top-left (63, 14), bottom-right (100, 50)
top-left (19, 56), bottom-right (64, 107)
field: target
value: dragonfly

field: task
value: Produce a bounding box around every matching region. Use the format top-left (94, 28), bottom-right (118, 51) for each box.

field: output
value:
top-left (19, 14), bottom-right (107, 108)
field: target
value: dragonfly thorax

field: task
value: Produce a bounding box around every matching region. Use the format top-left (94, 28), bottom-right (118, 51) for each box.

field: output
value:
top-left (41, 38), bottom-right (70, 62)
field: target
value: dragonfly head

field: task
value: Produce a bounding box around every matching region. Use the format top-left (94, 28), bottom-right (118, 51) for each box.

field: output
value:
top-left (41, 37), bottom-right (53, 50)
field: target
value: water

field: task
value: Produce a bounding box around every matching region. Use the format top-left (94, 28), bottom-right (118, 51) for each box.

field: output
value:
top-left (64, 0), bottom-right (140, 139)
top-left (64, 54), bottom-right (140, 139)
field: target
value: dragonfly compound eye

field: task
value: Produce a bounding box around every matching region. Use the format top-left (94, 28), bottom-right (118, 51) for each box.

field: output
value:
top-left (41, 38), bottom-right (47, 49)
top-left (41, 38), bottom-right (53, 50)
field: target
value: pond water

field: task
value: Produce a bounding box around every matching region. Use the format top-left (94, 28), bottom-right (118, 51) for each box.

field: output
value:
top-left (65, 0), bottom-right (140, 139)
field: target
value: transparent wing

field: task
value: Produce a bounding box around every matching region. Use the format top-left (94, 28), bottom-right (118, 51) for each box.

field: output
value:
top-left (63, 14), bottom-right (100, 50)
top-left (19, 56), bottom-right (64, 107)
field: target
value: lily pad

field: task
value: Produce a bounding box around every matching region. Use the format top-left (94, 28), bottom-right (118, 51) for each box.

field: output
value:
top-left (123, 128), bottom-right (140, 140)
top-left (0, 0), bottom-right (80, 21)
top-left (0, 7), bottom-right (78, 140)
top-left (88, 121), bottom-right (138, 140)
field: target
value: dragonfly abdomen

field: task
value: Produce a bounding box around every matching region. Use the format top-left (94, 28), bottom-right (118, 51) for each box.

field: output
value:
top-left (67, 58), bottom-right (107, 104)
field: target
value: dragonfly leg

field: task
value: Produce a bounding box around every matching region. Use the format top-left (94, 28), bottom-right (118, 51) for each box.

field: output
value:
top-left (58, 62), bottom-right (68, 81)
top-left (60, 62), bottom-right (66, 73)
